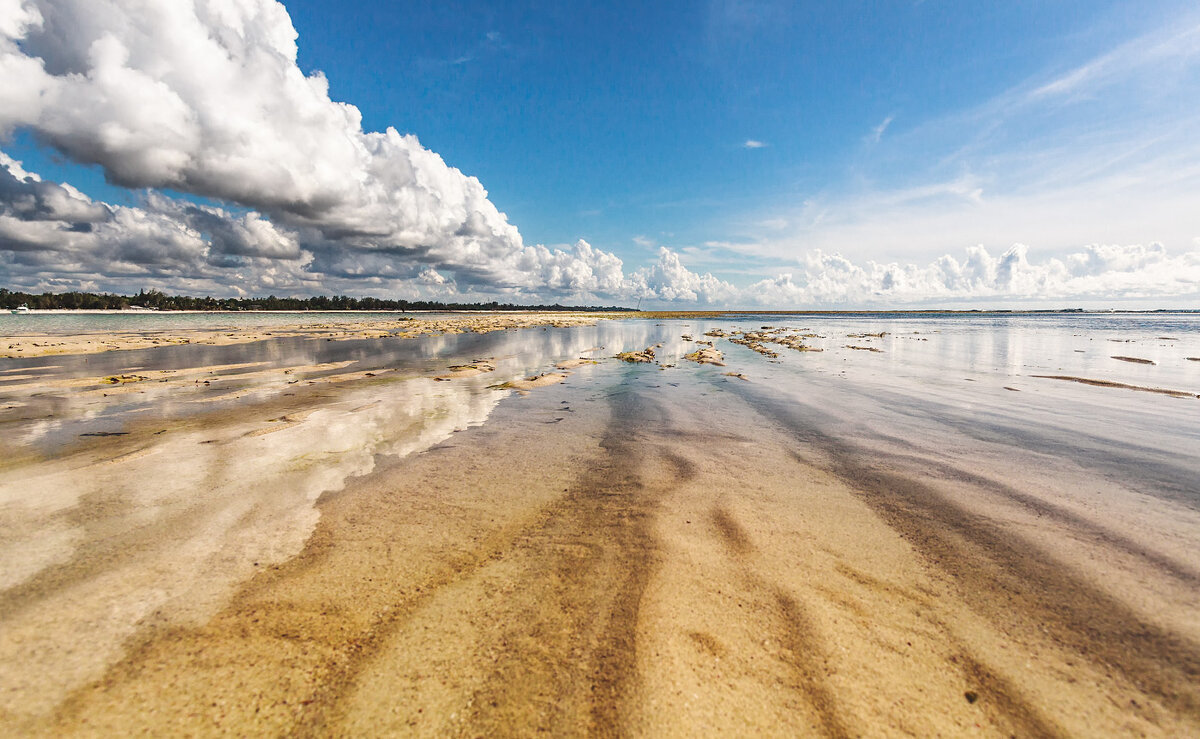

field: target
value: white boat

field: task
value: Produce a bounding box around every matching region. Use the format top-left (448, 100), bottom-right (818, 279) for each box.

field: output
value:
top-left (10, 304), bottom-right (30, 314)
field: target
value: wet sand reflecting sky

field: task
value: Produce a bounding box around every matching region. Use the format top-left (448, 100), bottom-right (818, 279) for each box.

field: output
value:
top-left (1, 313), bottom-right (1198, 735)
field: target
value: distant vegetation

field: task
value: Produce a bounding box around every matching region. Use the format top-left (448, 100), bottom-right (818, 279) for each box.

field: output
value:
top-left (0, 288), bottom-right (634, 313)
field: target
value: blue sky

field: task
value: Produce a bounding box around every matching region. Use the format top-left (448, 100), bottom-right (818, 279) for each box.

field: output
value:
top-left (280, 0), bottom-right (1197, 265)
top-left (2, 0), bottom-right (1199, 305)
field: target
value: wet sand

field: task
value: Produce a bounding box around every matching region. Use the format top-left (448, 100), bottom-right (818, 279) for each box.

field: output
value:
top-left (1031, 374), bottom-right (1200, 398)
top-left (2, 315), bottom-right (1199, 736)
top-left (0, 313), bottom-right (615, 359)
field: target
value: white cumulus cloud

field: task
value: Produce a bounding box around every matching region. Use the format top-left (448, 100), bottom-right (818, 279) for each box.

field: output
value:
top-left (0, 0), bottom-right (628, 297)
top-left (629, 247), bottom-right (739, 304)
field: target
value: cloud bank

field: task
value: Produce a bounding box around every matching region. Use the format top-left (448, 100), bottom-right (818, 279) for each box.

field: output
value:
top-left (619, 241), bottom-right (1200, 308)
top-left (745, 242), bottom-right (1200, 307)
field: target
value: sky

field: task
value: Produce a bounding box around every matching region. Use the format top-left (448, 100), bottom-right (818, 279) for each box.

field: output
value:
top-left (1, 0), bottom-right (1199, 308)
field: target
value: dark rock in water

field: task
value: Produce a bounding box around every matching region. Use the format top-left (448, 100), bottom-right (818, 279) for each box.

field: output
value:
top-left (102, 374), bottom-right (147, 384)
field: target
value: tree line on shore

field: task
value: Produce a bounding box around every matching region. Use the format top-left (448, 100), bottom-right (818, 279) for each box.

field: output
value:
top-left (0, 288), bottom-right (634, 313)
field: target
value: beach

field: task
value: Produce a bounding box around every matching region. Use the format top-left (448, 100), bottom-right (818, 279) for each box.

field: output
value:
top-left (1, 312), bottom-right (1198, 736)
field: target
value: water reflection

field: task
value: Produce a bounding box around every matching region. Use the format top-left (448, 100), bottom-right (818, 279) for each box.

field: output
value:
top-left (0, 323), bottom-right (658, 452)
top-left (0, 319), bottom-right (669, 718)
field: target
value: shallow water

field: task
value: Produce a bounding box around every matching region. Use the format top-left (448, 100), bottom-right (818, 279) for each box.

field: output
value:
top-left (1, 313), bottom-right (1198, 732)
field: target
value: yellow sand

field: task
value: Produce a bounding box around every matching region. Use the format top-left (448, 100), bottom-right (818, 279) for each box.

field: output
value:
top-left (435, 360), bottom-right (497, 380)
top-left (684, 346), bottom-right (725, 366)
top-left (501, 372), bottom-right (571, 391)
top-left (555, 358), bottom-right (600, 370)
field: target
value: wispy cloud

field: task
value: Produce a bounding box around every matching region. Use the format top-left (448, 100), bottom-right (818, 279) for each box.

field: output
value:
top-left (743, 139), bottom-right (768, 149)
top-left (1028, 20), bottom-right (1200, 102)
top-left (419, 29), bottom-right (511, 70)
top-left (866, 114), bottom-right (894, 144)
top-left (735, 9), bottom-right (1200, 268)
